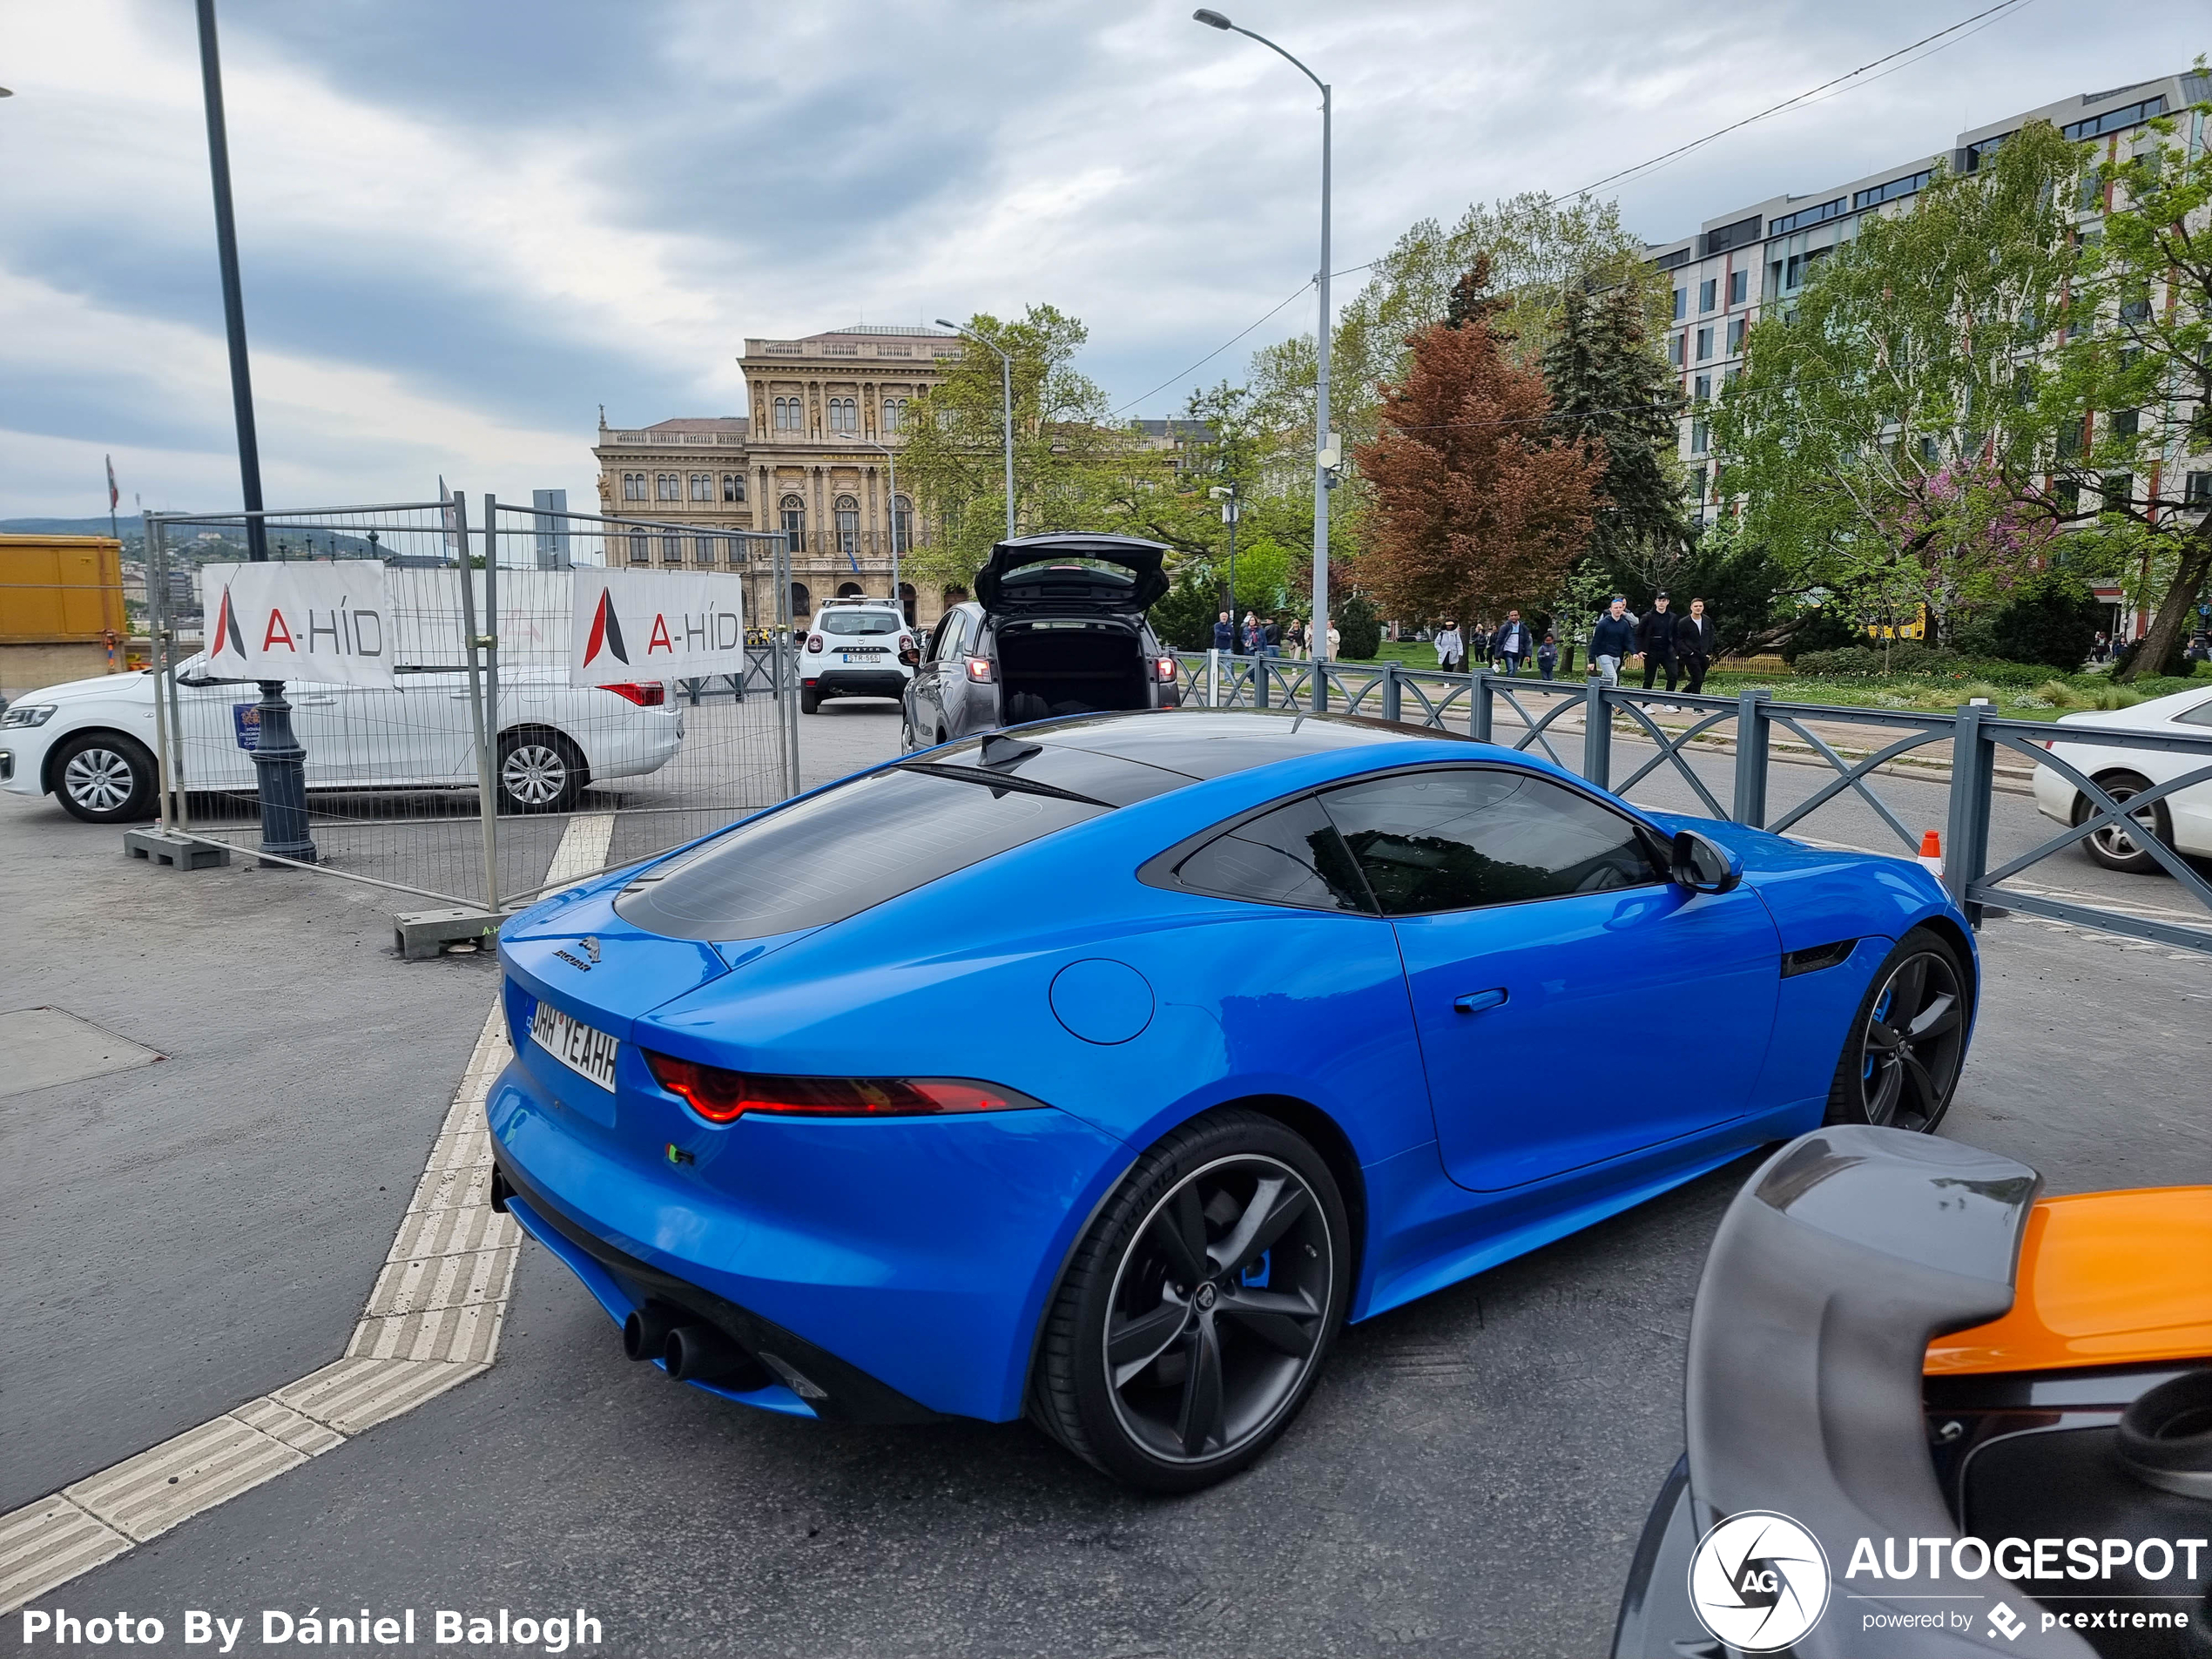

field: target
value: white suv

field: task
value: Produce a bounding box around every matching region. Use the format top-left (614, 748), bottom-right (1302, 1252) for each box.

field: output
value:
top-left (800, 597), bottom-right (915, 715)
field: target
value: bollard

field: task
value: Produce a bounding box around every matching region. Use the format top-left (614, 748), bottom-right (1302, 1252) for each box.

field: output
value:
top-left (1582, 675), bottom-right (1611, 789)
top-left (1732, 688), bottom-right (1771, 826)
top-left (1381, 661), bottom-right (1401, 725)
top-left (1257, 657), bottom-right (1271, 709)
top-left (1207, 648), bottom-right (1219, 708)
top-left (1470, 667), bottom-right (1492, 743)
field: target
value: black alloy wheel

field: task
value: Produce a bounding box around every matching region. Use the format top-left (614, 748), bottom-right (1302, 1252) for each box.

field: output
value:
top-left (51, 732), bottom-right (156, 824)
top-left (1030, 1109), bottom-right (1348, 1494)
top-left (497, 730), bottom-right (586, 813)
top-left (2074, 772), bottom-right (2172, 875)
top-left (1824, 927), bottom-right (1969, 1134)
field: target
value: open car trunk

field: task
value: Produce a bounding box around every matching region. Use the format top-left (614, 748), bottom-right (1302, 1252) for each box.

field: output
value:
top-left (997, 621), bottom-right (1150, 725)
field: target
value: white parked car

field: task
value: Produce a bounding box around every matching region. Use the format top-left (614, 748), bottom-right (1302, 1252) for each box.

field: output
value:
top-left (2030, 683), bottom-right (2212, 872)
top-left (0, 654), bottom-right (684, 825)
top-left (799, 596), bottom-right (916, 715)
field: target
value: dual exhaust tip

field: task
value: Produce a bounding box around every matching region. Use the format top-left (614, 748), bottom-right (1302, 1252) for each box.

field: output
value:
top-left (622, 1302), bottom-right (770, 1393)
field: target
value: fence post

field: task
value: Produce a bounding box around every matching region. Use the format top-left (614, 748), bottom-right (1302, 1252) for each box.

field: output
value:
top-left (1207, 649), bottom-right (1219, 707)
top-left (1943, 704), bottom-right (1994, 926)
top-left (1470, 666), bottom-right (1492, 743)
top-left (1381, 661), bottom-right (1401, 725)
top-left (1313, 659), bottom-right (1330, 712)
top-left (482, 494), bottom-right (502, 907)
top-left (1257, 657), bottom-right (1271, 709)
top-left (1732, 688), bottom-right (1771, 826)
top-left (452, 496), bottom-right (502, 912)
top-left (1581, 675), bottom-right (1612, 788)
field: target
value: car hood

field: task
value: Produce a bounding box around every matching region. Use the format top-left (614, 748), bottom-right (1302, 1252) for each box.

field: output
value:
top-left (974, 535), bottom-right (1169, 617)
top-left (10, 670), bottom-right (151, 705)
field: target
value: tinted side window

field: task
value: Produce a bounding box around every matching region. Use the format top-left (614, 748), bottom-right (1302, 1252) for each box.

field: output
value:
top-left (2175, 696), bottom-right (2212, 729)
top-left (1174, 796), bottom-right (1374, 913)
top-left (933, 611), bottom-right (967, 661)
top-left (1320, 768), bottom-right (1661, 915)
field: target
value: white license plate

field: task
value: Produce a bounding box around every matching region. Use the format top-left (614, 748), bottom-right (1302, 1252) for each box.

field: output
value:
top-left (840, 652), bottom-right (858, 663)
top-left (530, 999), bottom-right (619, 1092)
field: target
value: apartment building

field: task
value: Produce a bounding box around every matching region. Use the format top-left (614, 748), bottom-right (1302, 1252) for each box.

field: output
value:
top-left (1646, 68), bottom-right (2209, 635)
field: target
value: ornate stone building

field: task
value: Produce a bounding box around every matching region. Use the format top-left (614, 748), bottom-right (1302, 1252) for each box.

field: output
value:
top-left (593, 324), bottom-right (958, 630)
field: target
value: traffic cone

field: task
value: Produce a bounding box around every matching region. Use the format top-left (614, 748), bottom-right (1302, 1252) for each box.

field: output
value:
top-left (1918, 830), bottom-right (1944, 879)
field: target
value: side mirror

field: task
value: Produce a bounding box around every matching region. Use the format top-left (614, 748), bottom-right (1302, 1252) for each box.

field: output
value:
top-left (899, 646), bottom-right (921, 668)
top-left (1670, 828), bottom-right (1743, 894)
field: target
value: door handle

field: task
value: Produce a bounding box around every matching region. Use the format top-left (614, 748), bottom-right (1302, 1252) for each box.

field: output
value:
top-left (1453, 988), bottom-right (1508, 1015)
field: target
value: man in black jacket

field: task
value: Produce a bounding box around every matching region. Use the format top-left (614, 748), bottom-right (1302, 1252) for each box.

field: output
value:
top-left (1637, 591), bottom-right (1681, 693)
top-left (1588, 599), bottom-right (1637, 686)
top-left (1677, 597), bottom-right (1720, 693)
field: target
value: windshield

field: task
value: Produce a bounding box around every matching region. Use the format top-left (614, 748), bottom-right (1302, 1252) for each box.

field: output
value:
top-left (819, 610), bottom-right (903, 636)
top-left (613, 765), bottom-right (1108, 941)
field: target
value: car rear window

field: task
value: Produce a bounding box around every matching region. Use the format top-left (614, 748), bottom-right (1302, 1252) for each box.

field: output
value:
top-left (819, 610), bottom-right (902, 636)
top-left (613, 766), bottom-right (1106, 941)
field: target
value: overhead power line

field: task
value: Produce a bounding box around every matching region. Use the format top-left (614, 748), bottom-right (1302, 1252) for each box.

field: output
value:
top-left (1126, 0), bottom-right (2034, 412)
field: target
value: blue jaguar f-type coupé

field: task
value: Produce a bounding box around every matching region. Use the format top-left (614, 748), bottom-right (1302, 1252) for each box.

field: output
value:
top-left (489, 710), bottom-right (1977, 1492)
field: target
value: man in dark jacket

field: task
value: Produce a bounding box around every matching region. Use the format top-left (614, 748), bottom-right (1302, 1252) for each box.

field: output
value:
top-left (1211, 611), bottom-right (1235, 652)
top-left (1588, 599), bottom-right (1636, 685)
top-left (1493, 610), bottom-right (1533, 677)
top-left (1677, 597), bottom-right (1720, 694)
top-left (1637, 591), bottom-right (1681, 693)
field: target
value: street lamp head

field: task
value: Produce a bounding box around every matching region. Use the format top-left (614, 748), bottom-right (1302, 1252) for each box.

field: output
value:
top-left (1192, 9), bottom-right (1232, 28)
top-left (934, 318), bottom-right (957, 330)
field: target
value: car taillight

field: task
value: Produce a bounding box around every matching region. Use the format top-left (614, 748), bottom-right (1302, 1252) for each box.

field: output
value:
top-left (1155, 656), bottom-right (1178, 682)
top-left (598, 681), bottom-right (665, 707)
top-left (966, 656), bottom-right (995, 683)
top-left (643, 1052), bottom-right (1037, 1123)
top-left (898, 635), bottom-right (914, 654)
top-left (806, 632), bottom-right (825, 653)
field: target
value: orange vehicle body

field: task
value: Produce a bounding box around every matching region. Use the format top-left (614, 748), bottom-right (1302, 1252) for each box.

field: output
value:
top-left (1925, 1186), bottom-right (2212, 1376)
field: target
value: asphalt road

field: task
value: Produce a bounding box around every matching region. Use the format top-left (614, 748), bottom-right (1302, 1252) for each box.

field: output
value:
top-left (8, 691), bottom-right (2210, 1656)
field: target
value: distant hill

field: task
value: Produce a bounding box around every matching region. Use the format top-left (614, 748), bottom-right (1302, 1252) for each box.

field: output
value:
top-left (0, 516), bottom-right (145, 541)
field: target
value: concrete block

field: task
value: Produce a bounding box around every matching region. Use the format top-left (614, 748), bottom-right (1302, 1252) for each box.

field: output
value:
top-left (122, 827), bottom-right (231, 870)
top-left (394, 907), bottom-right (510, 961)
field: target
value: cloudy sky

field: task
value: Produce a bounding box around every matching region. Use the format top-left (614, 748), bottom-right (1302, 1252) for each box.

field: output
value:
top-left (3, 0), bottom-right (2203, 520)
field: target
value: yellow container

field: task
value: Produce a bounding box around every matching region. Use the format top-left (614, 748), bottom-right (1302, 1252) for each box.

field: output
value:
top-left (0, 533), bottom-right (128, 686)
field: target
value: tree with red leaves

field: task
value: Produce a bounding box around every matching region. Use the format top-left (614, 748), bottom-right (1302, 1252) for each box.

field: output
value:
top-left (1355, 258), bottom-right (1602, 624)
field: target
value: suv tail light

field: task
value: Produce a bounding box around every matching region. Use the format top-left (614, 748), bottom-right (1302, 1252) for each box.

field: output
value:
top-left (965, 656), bottom-right (995, 683)
top-left (644, 1052), bottom-right (1039, 1123)
top-left (1155, 656), bottom-right (1179, 682)
top-left (598, 681), bottom-right (665, 706)
top-left (806, 632), bottom-right (825, 653)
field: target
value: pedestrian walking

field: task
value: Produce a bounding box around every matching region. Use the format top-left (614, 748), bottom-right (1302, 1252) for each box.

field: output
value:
top-left (1589, 599), bottom-right (1635, 688)
top-left (1493, 610), bottom-right (1532, 678)
top-left (1638, 590), bottom-right (1681, 695)
top-left (1241, 610), bottom-right (1259, 655)
top-left (1325, 620), bottom-right (1340, 660)
top-left (1211, 610), bottom-right (1235, 653)
top-left (1434, 620), bottom-right (1463, 674)
top-left (1467, 622), bottom-right (1490, 674)
top-left (1536, 631), bottom-right (1559, 681)
top-left (1677, 597), bottom-right (1719, 695)
top-left (2092, 631), bottom-right (2109, 664)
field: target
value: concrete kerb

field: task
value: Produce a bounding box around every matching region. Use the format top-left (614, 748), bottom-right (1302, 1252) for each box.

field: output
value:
top-left (0, 814), bottom-right (630, 1614)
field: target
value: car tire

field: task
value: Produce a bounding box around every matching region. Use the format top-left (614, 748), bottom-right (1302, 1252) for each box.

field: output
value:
top-left (1028, 1107), bottom-right (1350, 1494)
top-left (497, 729), bottom-right (586, 813)
top-left (2073, 772), bottom-right (2172, 874)
top-left (51, 731), bottom-right (157, 824)
top-left (1822, 925), bottom-right (1969, 1134)
top-left (799, 687), bottom-right (821, 715)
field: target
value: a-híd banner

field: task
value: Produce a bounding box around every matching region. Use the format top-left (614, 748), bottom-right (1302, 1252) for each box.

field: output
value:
top-left (569, 569), bottom-right (746, 685)
top-left (202, 563), bottom-right (395, 686)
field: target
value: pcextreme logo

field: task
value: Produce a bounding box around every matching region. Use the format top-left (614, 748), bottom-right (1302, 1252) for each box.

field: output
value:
top-left (1688, 1510), bottom-right (1831, 1652)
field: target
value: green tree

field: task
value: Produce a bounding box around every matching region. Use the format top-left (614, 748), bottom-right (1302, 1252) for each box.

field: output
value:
top-left (2040, 77), bottom-right (2212, 679)
top-left (900, 306), bottom-right (1175, 590)
top-left (1541, 281), bottom-right (1687, 579)
top-left (1712, 122), bottom-right (2086, 641)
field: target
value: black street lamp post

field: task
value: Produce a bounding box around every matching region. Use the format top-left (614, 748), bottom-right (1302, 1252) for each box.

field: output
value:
top-left (195, 0), bottom-right (313, 863)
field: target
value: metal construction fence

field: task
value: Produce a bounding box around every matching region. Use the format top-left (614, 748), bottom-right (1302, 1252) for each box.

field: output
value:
top-left (140, 497), bottom-right (806, 914)
top-left (1177, 650), bottom-right (2212, 957)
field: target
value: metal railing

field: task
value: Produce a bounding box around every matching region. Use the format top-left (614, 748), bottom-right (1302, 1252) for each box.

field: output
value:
top-left (137, 499), bottom-right (801, 914)
top-left (1176, 651), bottom-right (2212, 956)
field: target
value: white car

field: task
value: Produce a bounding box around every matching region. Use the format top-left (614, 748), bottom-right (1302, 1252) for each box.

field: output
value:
top-left (0, 654), bottom-right (684, 825)
top-left (799, 597), bottom-right (916, 715)
top-left (2030, 683), bottom-right (2212, 872)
